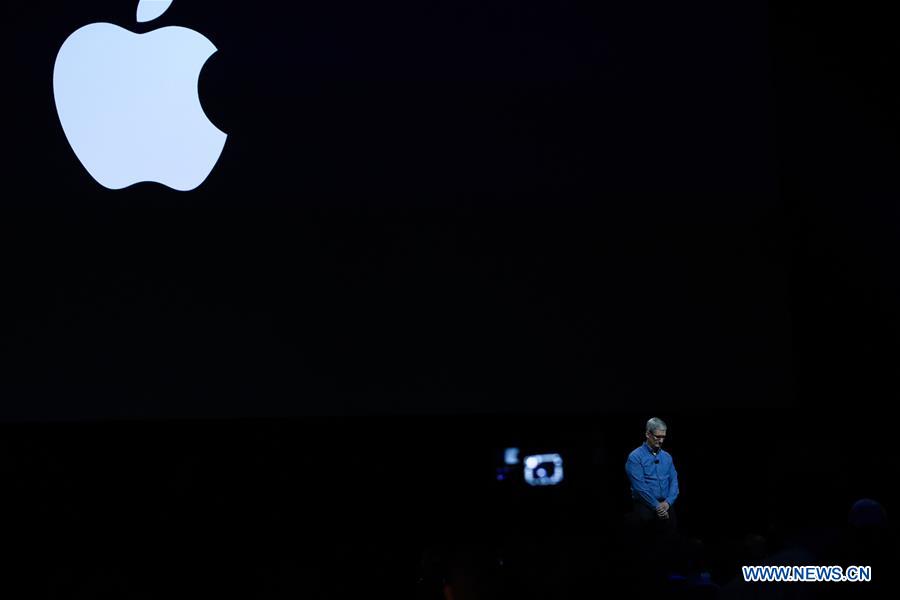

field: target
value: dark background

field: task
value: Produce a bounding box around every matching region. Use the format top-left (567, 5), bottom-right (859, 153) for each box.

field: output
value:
top-left (2, 0), bottom-right (899, 597)
top-left (3, 0), bottom-right (785, 418)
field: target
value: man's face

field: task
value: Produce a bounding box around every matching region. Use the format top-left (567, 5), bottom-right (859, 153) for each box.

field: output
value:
top-left (646, 429), bottom-right (666, 451)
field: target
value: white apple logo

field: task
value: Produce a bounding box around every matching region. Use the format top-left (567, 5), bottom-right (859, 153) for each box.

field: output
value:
top-left (53, 0), bottom-right (227, 191)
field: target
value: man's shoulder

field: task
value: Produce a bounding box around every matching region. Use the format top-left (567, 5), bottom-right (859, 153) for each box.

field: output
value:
top-left (627, 445), bottom-right (645, 460)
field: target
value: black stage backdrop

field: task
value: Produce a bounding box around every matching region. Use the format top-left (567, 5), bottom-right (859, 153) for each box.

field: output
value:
top-left (2, 0), bottom-right (786, 419)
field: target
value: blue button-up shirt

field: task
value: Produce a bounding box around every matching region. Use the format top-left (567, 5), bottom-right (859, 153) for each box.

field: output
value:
top-left (625, 442), bottom-right (679, 510)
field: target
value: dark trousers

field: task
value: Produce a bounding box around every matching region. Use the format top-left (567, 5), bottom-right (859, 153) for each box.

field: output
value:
top-left (630, 501), bottom-right (679, 572)
top-left (633, 501), bottom-right (677, 535)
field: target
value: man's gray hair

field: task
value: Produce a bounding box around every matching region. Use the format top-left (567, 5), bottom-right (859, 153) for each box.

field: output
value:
top-left (646, 417), bottom-right (667, 433)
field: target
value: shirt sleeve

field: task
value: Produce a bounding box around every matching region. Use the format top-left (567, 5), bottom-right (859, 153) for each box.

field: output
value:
top-left (665, 457), bottom-right (679, 507)
top-left (626, 454), bottom-right (659, 509)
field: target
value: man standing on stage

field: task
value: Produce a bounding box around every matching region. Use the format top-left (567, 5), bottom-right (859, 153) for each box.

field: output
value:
top-left (626, 417), bottom-right (679, 530)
